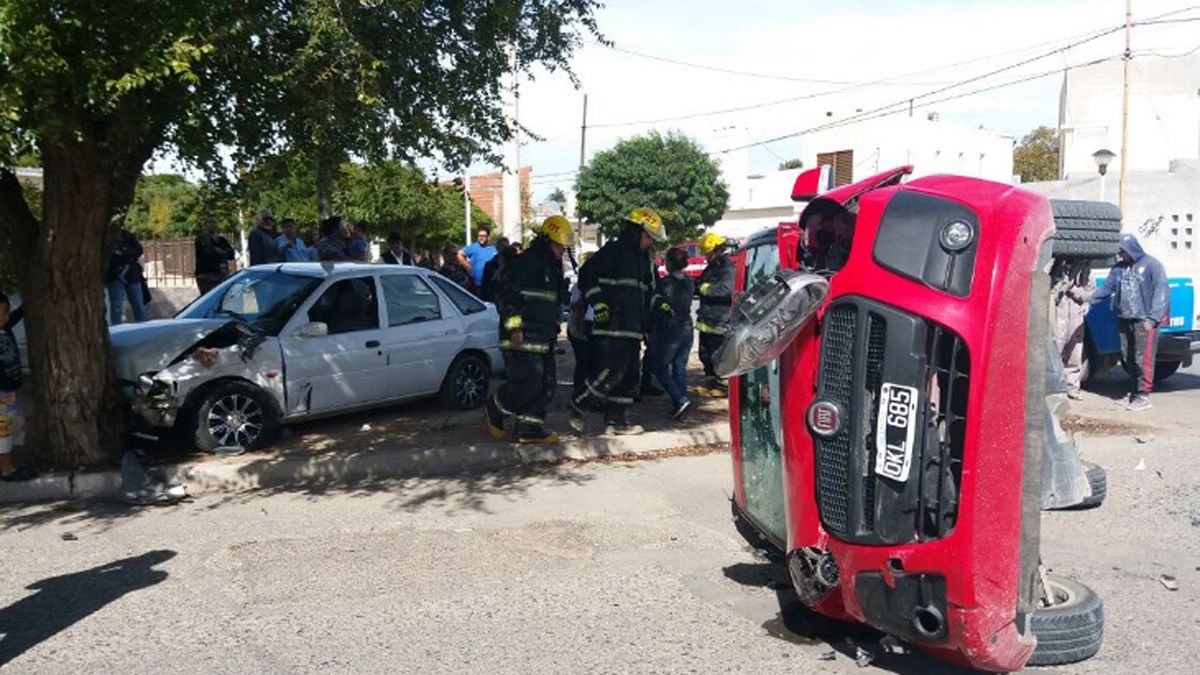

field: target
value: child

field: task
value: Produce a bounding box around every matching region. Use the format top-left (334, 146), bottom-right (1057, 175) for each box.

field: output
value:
top-left (0, 292), bottom-right (35, 481)
top-left (647, 248), bottom-right (695, 419)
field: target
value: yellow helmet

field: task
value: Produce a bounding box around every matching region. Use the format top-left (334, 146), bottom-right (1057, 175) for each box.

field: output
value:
top-left (541, 215), bottom-right (574, 246)
top-left (698, 232), bottom-right (728, 256)
top-left (628, 207), bottom-right (666, 243)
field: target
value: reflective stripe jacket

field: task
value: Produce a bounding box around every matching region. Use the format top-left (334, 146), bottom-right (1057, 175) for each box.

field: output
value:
top-left (579, 231), bottom-right (654, 340)
top-left (497, 240), bottom-right (567, 353)
top-left (696, 253), bottom-right (734, 334)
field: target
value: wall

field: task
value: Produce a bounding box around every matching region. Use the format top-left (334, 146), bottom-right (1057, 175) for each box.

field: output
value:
top-left (1059, 54), bottom-right (1200, 178)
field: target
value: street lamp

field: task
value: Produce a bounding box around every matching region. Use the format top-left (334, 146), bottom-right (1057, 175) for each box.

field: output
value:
top-left (1093, 149), bottom-right (1116, 202)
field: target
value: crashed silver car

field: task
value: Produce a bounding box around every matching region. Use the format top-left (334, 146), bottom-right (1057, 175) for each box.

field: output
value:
top-left (110, 263), bottom-right (504, 450)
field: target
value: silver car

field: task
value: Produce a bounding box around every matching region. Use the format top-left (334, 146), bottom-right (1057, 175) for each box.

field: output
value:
top-left (110, 263), bottom-right (503, 450)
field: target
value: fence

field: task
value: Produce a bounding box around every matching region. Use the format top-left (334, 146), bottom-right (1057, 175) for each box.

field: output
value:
top-left (142, 237), bottom-right (198, 288)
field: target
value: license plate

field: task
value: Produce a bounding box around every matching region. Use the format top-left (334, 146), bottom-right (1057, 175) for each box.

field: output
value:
top-left (875, 383), bottom-right (919, 482)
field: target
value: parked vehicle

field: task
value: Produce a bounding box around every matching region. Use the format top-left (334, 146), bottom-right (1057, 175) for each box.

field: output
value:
top-left (654, 241), bottom-right (707, 279)
top-left (110, 263), bottom-right (504, 450)
top-left (721, 167), bottom-right (1104, 672)
top-left (1046, 199), bottom-right (1200, 383)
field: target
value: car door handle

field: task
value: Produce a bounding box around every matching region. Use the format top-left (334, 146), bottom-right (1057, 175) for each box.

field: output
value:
top-left (365, 340), bottom-right (380, 348)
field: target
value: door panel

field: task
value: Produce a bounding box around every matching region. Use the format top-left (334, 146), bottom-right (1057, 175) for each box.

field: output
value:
top-left (380, 273), bottom-right (464, 397)
top-left (737, 242), bottom-right (788, 544)
top-left (280, 276), bottom-right (388, 413)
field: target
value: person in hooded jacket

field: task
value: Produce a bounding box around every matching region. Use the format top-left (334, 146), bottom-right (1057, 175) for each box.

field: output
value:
top-left (1092, 234), bottom-right (1170, 410)
top-left (570, 208), bottom-right (665, 436)
top-left (695, 232), bottom-right (735, 397)
top-left (484, 216), bottom-right (572, 444)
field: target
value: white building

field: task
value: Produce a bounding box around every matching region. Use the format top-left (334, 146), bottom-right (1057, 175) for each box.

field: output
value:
top-left (1058, 54), bottom-right (1200, 179)
top-left (1023, 54), bottom-right (1200, 286)
top-left (712, 117), bottom-right (1015, 241)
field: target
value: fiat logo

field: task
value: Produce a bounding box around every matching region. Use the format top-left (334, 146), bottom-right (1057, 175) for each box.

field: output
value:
top-left (808, 400), bottom-right (843, 437)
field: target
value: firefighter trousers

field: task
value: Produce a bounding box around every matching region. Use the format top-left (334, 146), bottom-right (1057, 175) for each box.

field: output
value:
top-left (697, 331), bottom-right (726, 385)
top-left (573, 336), bottom-right (640, 424)
top-left (489, 350), bottom-right (557, 432)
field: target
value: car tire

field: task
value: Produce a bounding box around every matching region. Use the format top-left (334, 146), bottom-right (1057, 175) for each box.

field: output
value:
top-left (192, 380), bottom-right (279, 452)
top-left (1075, 461), bottom-right (1107, 509)
top-left (1153, 359), bottom-right (1181, 382)
top-left (1050, 199), bottom-right (1123, 261)
top-left (440, 353), bottom-right (490, 410)
top-left (1029, 575), bottom-right (1104, 666)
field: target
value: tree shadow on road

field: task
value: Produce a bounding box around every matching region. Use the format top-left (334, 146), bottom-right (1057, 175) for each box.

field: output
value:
top-left (0, 550), bottom-right (175, 666)
top-left (723, 560), bottom-right (975, 674)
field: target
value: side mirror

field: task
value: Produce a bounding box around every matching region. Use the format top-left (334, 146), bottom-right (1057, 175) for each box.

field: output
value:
top-left (297, 321), bottom-right (328, 338)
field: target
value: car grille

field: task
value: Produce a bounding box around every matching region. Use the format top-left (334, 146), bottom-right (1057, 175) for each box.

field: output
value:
top-left (814, 298), bottom-right (969, 545)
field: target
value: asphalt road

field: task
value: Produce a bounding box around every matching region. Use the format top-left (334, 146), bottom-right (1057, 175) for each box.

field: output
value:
top-left (0, 366), bottom-right (1197, 673)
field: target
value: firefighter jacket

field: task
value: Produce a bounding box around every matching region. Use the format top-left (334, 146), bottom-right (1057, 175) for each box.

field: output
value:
top-left (579, 231), bottom-right (654, 340)
top-left (498, 239), bottom-right (568, 354)
top-left (696, 253), bottom-right (734, 335)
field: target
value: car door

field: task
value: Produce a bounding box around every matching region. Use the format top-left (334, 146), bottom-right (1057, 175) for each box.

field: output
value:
top-left (279, 274), bottom-right (389, 414)
top-left (379, 271), bottom-right (465, 398)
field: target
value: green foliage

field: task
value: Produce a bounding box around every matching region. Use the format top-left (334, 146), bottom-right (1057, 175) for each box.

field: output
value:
top-left (575, 131), bottom-right (730, 242)
top-left (777, 158), bottom-right (804, 170)
top-left (336, 161), bottom-right (492, 248)
top-left (1014, 126), bottom-right (1060, 182)
top-left (237, 150), bottom-right (323, 229)
top-left (122, 174), bottom-right (201, 237)
top-left (546, 187), bottom-right (568, 207)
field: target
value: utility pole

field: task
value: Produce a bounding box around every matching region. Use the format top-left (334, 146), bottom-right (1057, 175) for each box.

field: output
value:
top-left (1119, 0), bottom-right (1132, 213)
top-left (577, 94), bottom-right (588, 242)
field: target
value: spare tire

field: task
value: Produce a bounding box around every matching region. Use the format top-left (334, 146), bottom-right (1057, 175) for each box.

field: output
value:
top-left (1029, 575), bottom-right (1104, 666)
top-left (1050, 200), bottom-right (1123, 260)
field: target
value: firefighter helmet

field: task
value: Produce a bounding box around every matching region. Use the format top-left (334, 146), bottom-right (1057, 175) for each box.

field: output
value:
top-left (541, 215), bottom-right (574, 246)
top-left (698, 231), bottom-right (728, 256)
top-left (627, 208), bottom-right (666, 243)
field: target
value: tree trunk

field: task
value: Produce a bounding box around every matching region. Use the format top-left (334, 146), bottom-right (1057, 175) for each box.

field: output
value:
top-left (315, 151), bottom-right (333, 221)
top-left (5, 142), bottom-right (125, 468)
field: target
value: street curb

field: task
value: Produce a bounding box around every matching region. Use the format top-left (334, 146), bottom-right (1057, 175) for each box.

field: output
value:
top-left (0, 421), bottom-right (730, 505)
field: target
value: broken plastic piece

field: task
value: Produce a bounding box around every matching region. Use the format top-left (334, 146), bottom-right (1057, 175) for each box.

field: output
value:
top-left (1160, 574), bottom-right (1179, 591)
top-left (854, 646), bottom-right (875, 667)
top-left (360, 423), bottom-right (373, 432)
top-left (1134, 458), bottom-right (1146, 471)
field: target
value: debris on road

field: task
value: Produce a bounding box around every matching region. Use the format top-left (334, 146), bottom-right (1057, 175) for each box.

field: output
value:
top-left (60, 532), bottom-right (78, 541)
top-left (360, 423), bottom-right (373, 432)
top-left (213, 445), bottom-right (245, 457)
top-left (1135, 458), bottom-right (1147, 471)
top-left (854, 646), bottom-right (876, 667)
top-left (1160, 575), bottom-right (1179, 591)
top-left (1135, 435), bottom-right (1155, 444)
top-left (817, 651), bottom-right (836, 661)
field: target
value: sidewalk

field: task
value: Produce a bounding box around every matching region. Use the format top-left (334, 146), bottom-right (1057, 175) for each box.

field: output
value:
top-left (0, 370), bottom-right (731, 504)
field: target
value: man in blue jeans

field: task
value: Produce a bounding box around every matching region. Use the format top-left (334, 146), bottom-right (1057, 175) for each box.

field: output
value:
top-left (648, 248), bottom-right (695, 419)
top-left (106, 228), bottom-right (146, 325)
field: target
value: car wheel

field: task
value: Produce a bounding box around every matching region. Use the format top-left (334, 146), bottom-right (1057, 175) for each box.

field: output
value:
top-left (193, 381), bottom-right (279, 451)
top-left (1153, 359), bottom-right (1181, 382)
top-left (1029, 574), bottom-right (1104, 666)
top-left (440, 353), bottom-right (490, 410)
top-left (1075, 461), bottom-right (1107, 509)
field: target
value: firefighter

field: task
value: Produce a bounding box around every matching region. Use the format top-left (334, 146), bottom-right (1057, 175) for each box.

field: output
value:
top-left (695, 231), bottom-right (735, 397)
top-left (484, 216), bottom-right (572, 443)
top-left (570, 208), bottom-right (665, 436)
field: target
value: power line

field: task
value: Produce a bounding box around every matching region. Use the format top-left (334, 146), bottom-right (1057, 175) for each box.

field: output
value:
top-left (710, 55), bottom-right (1119, 156)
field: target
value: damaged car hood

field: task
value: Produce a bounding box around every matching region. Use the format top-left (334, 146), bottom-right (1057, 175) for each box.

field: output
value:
top-left (109, 318), bottom-right (234, 380)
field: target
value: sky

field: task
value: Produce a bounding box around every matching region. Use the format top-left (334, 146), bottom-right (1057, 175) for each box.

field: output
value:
top-left (501, 0), bottom-right (1200, 201)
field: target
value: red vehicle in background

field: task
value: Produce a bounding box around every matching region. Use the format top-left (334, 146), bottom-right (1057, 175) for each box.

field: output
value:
top-left (655, 241), bottom-right (707, 279)
top-left (723, 167), bottom-right (1103, 672)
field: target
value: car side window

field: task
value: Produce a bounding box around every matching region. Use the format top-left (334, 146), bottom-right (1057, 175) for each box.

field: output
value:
top-left (430, 276), bottom-right (486, 315)
top-left (381, 274), bottom-right (443, 326)
top-left (308, 277), bottom-right (380, 335)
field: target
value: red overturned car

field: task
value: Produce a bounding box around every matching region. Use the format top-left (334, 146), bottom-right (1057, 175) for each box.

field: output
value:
top-left (718, 167), bottom-right (1103, 671)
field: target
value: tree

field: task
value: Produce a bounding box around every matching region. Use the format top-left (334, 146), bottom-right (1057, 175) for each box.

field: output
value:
top-left (1014, 126), bottom-right (1060, 182)
top-left (575, 131), bottom-right (729, 242)
top-left (123, 175), bottom-right (203, 238)
top-left (546, 187), bottom-right (567, 208)
top-left (0, 0), bottom-right (600, 468)
top-left (777, 158), bottom-right (804, 170)
top-left (335, 161), bottom-right (492, 248)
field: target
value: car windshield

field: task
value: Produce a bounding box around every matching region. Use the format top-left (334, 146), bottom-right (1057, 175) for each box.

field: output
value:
top-left (179, 269), bottom-right (321, 335)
